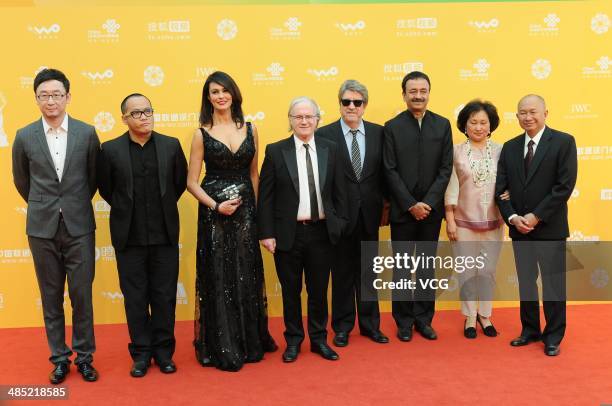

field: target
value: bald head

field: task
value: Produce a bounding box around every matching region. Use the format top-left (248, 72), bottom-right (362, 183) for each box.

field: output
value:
top-left (518, 94), bottom-right (546, 111)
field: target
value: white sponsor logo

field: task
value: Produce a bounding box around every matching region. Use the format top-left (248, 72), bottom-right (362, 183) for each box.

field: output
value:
top-left (82, 69), bottom-right (114, 85)
top-left (0, 293), bottom-right (4, 309)
top-left (102, 291), bottom-right (124, 303)
top-left (577, 146), bottom-right (612, 161)
top-left (591, 269), bottom-right (609, 289)
top-left (97, 246), bottom-right (116, 262)
top-left (217, 19), bottom-right (238, 40)
top-left (176, 282), bottom-right (188, 305)
top-left (95, 200), bottom-right (111, 212)
top-left (88, 19), bottom-right (120, 43)
top-left (564, 103), bottom-right (598, 120)
top-left (453, 104), bottom-right (465, 120)
top-left (601, 189), bottom-right (612, 200)
top-left (531, 59), bottom-right (552, 79)
top-left (28, 23), bottom-right (60, 39)
top-left (383, 61), bottom-right (424, 81)
top-left (153, 112), bottom-right (199, 128)
top-left (144, 66), bottom-right (164, 87)
top-left (460, 58), bottom-right (490, 80)
top-left (147, 20), bottom-right (191, 40)
top-left (335, 20), bottom-right (366, 36)
top-left (0, 248), bottom-right (32, 264)
top-left (396, 18), bottom-right (437, 37)
top-left (94, 112), bottom-right (116, 133)
top-left (582, 56), bottom-right (611, 79)
top-left (307, 66), bottom-right (339, 81)
top-left (245, 111), bottom-right (265, 122)
top-left (568, 231), bottom-right (600, 241)
top-left (15, 207), bottom-right (27, 215)
top-left (270, 17), bottom-right (302, 39)
top-left (503, 112), bottom-right (518, 124)
top-left (252, 63), bottom-right (285, 86)
top-left (529, 13), bottom-right (560, 36)
top-left (468, 18), bottom-right (499, 32)
top-left (188, 67), bottom-right (218, 84)
top-left (0, 92), bottom-right (8, 147)
top-left (571, 188), bottom-right (579, 199)
top-left (19, 66), bottom-right (48, 89)
top-left (591, 13), bottom-right (610, 35)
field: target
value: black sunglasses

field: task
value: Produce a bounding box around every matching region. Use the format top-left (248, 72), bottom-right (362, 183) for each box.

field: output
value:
top-left (341, 99), bottom-right (364, 107)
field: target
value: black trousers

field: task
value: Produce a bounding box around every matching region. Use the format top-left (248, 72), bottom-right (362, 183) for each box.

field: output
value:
top-left (512, 238), bottom-right (566, 346)
top-left (331, 212), bottom-right (381, 335)
top-left (28, 217), bottom-right (96, 365)
top-left (115, 244), bottom-right (179, 362)
top-left (390, 219), bottom-right (442, 330)
top-left (274, 221), bottom-right (332, 346)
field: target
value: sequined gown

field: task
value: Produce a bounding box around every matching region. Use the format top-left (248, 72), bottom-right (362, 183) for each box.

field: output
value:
top-left (194, 122), bottom-right (275, 371)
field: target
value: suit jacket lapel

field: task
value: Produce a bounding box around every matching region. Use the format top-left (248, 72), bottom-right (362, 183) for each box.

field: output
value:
top-left (515, 136), bottom-right (526, 185)
top-left (153, 132), bottom-right (167, 197)
top-left (33, 119), bottom-right (56, 174)
top-left (61, 116), bottom-right (78, 181)
top-left (525, 127), bottom-right (551, 185)
top-left (119, 133), bottom-right (134, 199)
top-left (334, 120), bottom-right (357, 182)
top-left (281, 137), bottom-right (300, 195)
top-left (316, 141), bottom-right (328, 190)
top-left (361, 121), bottom-right (374, 178)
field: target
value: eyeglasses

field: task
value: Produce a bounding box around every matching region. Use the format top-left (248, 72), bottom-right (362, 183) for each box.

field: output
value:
top-left (36, 93), bottom-right (66, 102)
top-left (125, 109), bottom-right (154, 119)
top-left (290, 115), bottom-right (317, 122)
top-left (341, 99), bottom-right (364, 107)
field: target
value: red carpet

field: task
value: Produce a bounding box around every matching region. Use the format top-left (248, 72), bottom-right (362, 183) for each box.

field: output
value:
top-left (1, 305), bottom-right (611, 406)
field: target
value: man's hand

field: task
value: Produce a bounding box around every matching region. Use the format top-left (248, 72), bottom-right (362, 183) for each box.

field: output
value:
top-left (510, 216), bottom-right (534, 234)
top-left (409, 202), bottom-right (431, 221)
top-left (380, 200), bottom-right (390, 227)
top-left (260, 238), bottom-right (276, 254)
top-left (524, 213), bottom-right (540, 228)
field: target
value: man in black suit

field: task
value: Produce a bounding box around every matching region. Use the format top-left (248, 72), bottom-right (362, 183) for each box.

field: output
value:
top-left (316, 80), bottom-right (389, 347)
top-left (495, 94), bottom-right (577, 356)
top-left (258, 97), bottom-right (347, 363)
top-left (383, 71), bottom-right (453, 342)
top-left (97, 93), bottom-right (187, 376)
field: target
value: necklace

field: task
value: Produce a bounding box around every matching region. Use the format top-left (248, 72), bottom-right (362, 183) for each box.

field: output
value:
top-left (466, 138), bottom-right (493, 187)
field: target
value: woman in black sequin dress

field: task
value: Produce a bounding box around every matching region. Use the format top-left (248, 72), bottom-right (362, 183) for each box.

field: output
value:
top-left (186, 71), bottom-right (277, 372)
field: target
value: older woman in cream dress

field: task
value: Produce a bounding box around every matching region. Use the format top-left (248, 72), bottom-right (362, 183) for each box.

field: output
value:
top-left (445, 100), bottom-right (507, 339)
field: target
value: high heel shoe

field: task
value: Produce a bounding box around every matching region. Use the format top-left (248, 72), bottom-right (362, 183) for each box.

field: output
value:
top-left (477, 315), bottom-right (498, 337)
top-left (464, 318), bottom-right (477, 339)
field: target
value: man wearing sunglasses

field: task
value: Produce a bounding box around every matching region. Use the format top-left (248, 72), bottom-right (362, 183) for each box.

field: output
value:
top-left (97, 93), bottom-right (187, 377)
top-left (316, 80), bottom-right (389, 347)
top-left (12, 68), bottom-right (100, 384)
top-left (383, 71), bottom-right (453, 342)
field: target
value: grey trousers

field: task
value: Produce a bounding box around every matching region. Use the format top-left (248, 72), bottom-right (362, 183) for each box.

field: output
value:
top-left (28, 217), bottom-right (96, 365)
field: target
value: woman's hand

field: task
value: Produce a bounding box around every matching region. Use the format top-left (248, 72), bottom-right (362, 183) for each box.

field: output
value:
top-left (499, 190), bottom-right (511, 201)
top-left (217, 198), bottom-right (242, 216)
top-left (446, 219), bottom-right (458, 241)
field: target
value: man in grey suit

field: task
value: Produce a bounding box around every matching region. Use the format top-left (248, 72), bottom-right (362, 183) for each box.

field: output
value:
top-left (12, 68), bottom-right (100, 384)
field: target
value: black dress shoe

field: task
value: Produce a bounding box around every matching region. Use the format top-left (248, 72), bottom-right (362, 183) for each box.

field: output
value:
top-left (310, 343), bottom-right (339, 361)
top-left (397, 327), bottom-right (413, 342)
top-left (49, 362), bottom-right (69, 385)
top-left (477, 315), bottom-right (498, 337)
top-left (157, 359), bottom-right (177, 374)
top-left (282, 345), bottom-right (300, 363)
top-left (510, 335), bottom-right (541, 347)
top-left (544, 344), bottom-right (560, 356)
top-left (77, 362), bottom-right (98, 382)
top-left (415, 324), bottom-right (438, 340)
top-left (130, 360), bottom-right (150, 378)
top-left (333, 332), bottom-right (349, 347)
top-left (464, 320), bottom-right (477, 339)
top-left (263, 338), bottom-right (279, 353)
top-left (361, 330), bottom-right (389, 344)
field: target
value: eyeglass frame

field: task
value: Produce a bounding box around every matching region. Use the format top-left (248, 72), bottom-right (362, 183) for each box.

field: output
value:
top-left (124, 108), bottom-right (155, 119)
top-left (36, 93), bottom-right (67, 102)
top-left (340, 99), bottom-right (365, 107)
top-left (289, 114), bottom-right (318, 122)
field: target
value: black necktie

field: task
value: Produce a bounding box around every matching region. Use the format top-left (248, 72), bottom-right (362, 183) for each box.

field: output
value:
top-left (350, 129), bottom-right (362, 181)
top-left (304, 144), bottom-right (319, 221)
top-left (524, 140), bottom-right (535, 174)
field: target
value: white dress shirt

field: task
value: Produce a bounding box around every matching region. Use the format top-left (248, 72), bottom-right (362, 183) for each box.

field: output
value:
top-left (42, 114), bottom-right (69, 182)
top-left (523, 126), bottom-right (545, 157)
top-left (294, 135), bottom-right (325, 221)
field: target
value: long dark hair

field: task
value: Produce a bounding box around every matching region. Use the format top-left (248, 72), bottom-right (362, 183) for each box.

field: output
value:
top-left (199, 71), bottom-right (244, 128)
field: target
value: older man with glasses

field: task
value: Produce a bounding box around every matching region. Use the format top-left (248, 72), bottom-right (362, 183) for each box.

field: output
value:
top-left (97, 93), bottom-right (187, 377)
